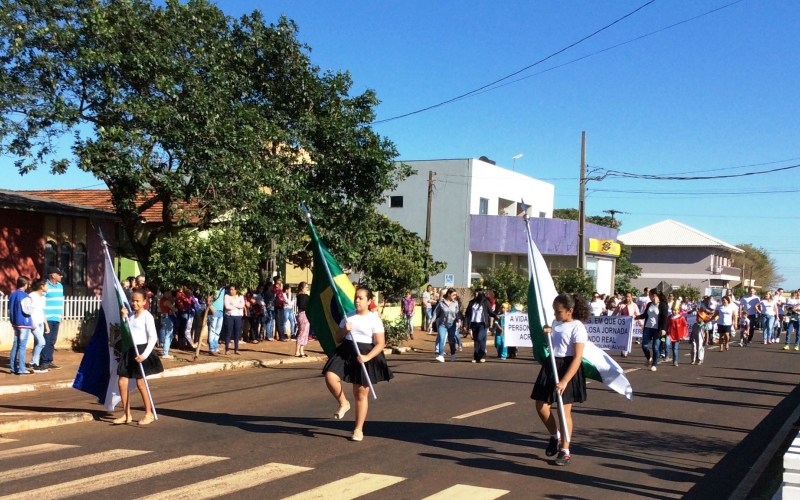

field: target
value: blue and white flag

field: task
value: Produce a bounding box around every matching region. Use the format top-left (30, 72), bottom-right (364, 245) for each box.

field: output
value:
top-left (72, 242), bottom-right (135, 411)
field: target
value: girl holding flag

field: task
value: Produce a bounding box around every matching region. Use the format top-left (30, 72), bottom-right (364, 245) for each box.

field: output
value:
top-left (322, 286), bottom-right (393, 442)
top-left (531, 292), bottom-right (589, 467)
top-left (114, 289), bottom-right (163, 425)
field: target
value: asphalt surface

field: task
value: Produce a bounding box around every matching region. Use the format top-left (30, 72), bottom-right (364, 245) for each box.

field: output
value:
top-left (0, 340), bottom-right (797, 500)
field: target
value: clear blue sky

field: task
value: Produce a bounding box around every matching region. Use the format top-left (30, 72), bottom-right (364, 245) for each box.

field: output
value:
top-left (5, 0), bottom-right (799, 286)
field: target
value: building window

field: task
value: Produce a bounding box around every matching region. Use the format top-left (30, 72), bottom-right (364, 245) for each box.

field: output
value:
top-left (471, 252), bottom-right (492, 274)
top-left (44, 240), bottom-right (57, 274)
top-left (74, 243), bottom-right (87, 286)
top-left (479, 198), bottom-right (489, 215)
top-left (389, 196), bottom-right (403, 208)
top-left (60, 242), bottom-right (72, 286)
top-left (539, 212), bottom-right (546, 218)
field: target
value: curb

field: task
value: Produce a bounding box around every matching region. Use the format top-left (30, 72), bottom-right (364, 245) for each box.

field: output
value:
top-left (0, 339), bottom-right (462, 397)
top-left (0, 411), bottom-right (94, 434)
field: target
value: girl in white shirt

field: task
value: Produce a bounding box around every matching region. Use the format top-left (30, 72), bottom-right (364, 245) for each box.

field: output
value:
top-left (322, 286), bottom-right (393, 442)
top-left (531, 293), bottom-right (589, 467)
top-left (714, 296), bottom-right (738, 351)
top-left (27, 279), bottom-right (50, 372)
top-left (114, 289), bottom-right (164, 426)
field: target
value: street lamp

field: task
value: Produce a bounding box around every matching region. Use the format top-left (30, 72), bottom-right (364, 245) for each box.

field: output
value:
top-left (512, 154), bottom-right (523, 171)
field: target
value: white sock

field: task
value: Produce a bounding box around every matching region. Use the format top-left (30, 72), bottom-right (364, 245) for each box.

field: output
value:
top-left (561, 448), bottom-right (570, 455)
top-left (551, 432), bottom-right (560, 440)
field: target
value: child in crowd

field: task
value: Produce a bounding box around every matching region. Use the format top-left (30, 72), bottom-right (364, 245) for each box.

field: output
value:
top-left (691, 314), bottom-right (708, 365)
top-left (666, 301), bottom-right (687, 366)
top-left (738, 314), bottom-right (750, 347)
top-left (493, 302), bottom-right (509, 360)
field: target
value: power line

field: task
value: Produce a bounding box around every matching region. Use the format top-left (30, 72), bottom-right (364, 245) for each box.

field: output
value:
top-left (371, 0), bottom-right (659, 124)
top-left (447, 0), bottom-right (747, 106)
top-left (601, 162), bottom-right (800, 181)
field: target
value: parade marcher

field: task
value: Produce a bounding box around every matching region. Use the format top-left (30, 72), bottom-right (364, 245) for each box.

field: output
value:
top-left (613, 292), bottom-right (640, 358)
top-left (636, 290), bottom-right (668, 371)
top-left (465, 289), bottom-right (497, 363)
top-left (714, 296), bottom-right (738, 351)
top-left (294, 282), bottom-right (310, 357)
top-left (738, 313), bottom-right (751, 347)
top-left (784, 291), bottom-right (800, 350)
top-left (691, 314), bottom-right (709, 365)
top-left (589, 292), bottom-right (605, 317)
top-left (666, 300), bottom-right (687, 366)
top-left (9, 276), bottom-right (34, 375)
top-left (757, 291), bottom-right (779, 344)
top-left (428, 288), bottom-right (460, 362)
top-left (775, 288), bottom-right (786, 342)
top-left (532, 293), bottom-right (589, 467)
top-left (740, 287), bottom-right (761, 344)
top-left (322, 286), bottom-right (393, 442)
top-left (113, 289), bottom-right (164, 425)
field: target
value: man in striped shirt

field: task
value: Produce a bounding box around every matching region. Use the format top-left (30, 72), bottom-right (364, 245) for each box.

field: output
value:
top-left (42, 266), bottom-right (65, 370)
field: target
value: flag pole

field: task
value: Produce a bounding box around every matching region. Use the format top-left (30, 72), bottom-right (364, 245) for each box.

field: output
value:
top-left (301, 204), bottom-right (377, 400)
top-left (100, 232), bottom-right (158, 420)
top-left (522, 205), bottom-right (569, 444)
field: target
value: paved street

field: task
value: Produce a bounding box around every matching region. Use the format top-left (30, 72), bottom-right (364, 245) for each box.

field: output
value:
top-left (0, 340), bottom-right (798, 500)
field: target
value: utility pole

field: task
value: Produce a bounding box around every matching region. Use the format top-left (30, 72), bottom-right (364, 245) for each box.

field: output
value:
top-left (603, 209), bottom-right (628, 229)
top-left (424, 171), bottom-right (435, 284)
top-left (577, 131), bottom-right (586, 269)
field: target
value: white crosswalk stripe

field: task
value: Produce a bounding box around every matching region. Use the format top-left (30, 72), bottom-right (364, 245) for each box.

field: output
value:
top-left (0, 455), bottom-right (228, 500)
top-left (139, 462), bottom-right (313, 500)
top-left (0, 443), bottom-right (78, 461)
top-left (0, 449), bottom-right (151, 484)
top-left (280, 472), bottom-right (406, 500)
top-left (421, 484), bottom-right (510, 500)
top-left (0, 440), bottom-right (516, 499)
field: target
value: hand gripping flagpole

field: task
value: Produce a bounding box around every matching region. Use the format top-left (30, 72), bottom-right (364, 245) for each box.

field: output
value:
top-left (521, 201), bottom-right (569, 445)
top-left (301, 204), bottom-right (376, 400)
top-left (99, 230), bottom-right (158, 420)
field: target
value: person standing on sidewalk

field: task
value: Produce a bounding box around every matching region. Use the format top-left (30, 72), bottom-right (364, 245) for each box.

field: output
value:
top-left (9, 276), bottom-right (34, 375)
top-left (42, 266), bottom-right (64, 370)
top-left (422, 285), bottom-right (433, 335)
top-left (158, 289), bottom-right (178, 359)
top-left (400, 291), bottom-right (416, 341)
top-left (223, 285), bottom-right (245, 355)
top-left (206, 286), bottom-right (226, 355)
top-left (27, 279), bottom-right (50, 373)
top-left (294, 282), bottom-right (310, 357)
top-left (465, 289), bottom-right (496, 363)
top-left (271, 277), bottom-right (288, 341)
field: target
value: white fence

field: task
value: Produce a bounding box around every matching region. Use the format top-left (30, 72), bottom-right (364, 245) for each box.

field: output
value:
top-left (0, 295), bottom-right (101, 321)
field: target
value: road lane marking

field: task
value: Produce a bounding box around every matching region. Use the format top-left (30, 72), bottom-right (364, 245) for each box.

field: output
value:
top-left (0, 449), bottom-right (151, 484)
top-left (0, 443), bottom-right (78, 461)
top-left (140, 463), bottom-right (313, 499)
top-left (0, 439), bottom-right (18, 445)
top-left (281, 472), bottom-right (405, 500)
top-left (624, 368), bottom-right (640, 373)
top-left (0, 455), bottom-right (228, 500)
top-left (422, 484), bottom-right (510, 500)
top-left (452, 402), bottom-right (516, 420)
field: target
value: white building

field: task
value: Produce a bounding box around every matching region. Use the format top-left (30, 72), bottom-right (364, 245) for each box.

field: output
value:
top-left (379, 157), bottom-right (556, 288)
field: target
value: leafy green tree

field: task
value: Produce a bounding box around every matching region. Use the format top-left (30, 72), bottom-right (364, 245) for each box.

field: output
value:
top-left (480, 263), bottom-right (528, 306)
top-left (359, 213), bottom-right (446, 305)
top-left (551, 208), bottom-right (621, 229)
top-left (552, 208), bottom-right (579, 220)
top-left (672, 284), bottom-right (700, 303)
top-left (735, 244), bottom-right (783, 290)
top-left (148, 227), bottom-right (259, 293)
top-left (554, 268), bottom-right (595, 296)
top-left (614, 243), bottom-right (642, 295)
top-left (1, 0), bottom-right (408, 271)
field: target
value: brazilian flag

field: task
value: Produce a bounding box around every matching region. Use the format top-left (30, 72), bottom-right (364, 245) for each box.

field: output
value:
top-left (305, 214), bottom-right (356, 357)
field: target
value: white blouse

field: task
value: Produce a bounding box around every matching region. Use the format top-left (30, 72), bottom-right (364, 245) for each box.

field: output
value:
top-left (340, 312), bottom-right (385, 344)
top-left (550, 320), bottom-right (588, 357)
top-left (127, 309), bottom-right (158, 359)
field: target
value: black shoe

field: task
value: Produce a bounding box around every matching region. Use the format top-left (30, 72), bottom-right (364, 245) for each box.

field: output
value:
top-left (545, 437), bottom-right (560, 457)
top-left (45, 363), bottom-right (61, 370)
top-left (554, 450), bottom-right (571, 466)
top-left (32, 365), bottom-right (49, 373)
top-left (793, 418), bottom-right (800, 430)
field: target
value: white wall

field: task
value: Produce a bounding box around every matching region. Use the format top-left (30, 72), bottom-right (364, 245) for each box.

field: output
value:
top-left (379, 158), bottom-right (555, 287)
top-left (468, 159), bottom-right (554, 217)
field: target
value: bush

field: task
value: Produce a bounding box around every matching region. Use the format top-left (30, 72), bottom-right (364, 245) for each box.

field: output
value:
top-left (672, 284), bottom-right (700, 303)
top-left (383, 316), bottom-right (410, 347)
top-left (554, 268), bottom-right (595, 296)
top-left (480, 263), bottom-right (528, 307)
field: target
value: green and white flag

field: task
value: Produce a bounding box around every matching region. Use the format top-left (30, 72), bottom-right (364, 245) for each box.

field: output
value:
top-left (525, 218), bottom-right (633, 400)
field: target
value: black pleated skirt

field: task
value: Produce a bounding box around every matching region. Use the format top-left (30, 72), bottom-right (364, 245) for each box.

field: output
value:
top-left (322, 342), bottom-right (394, 386)
top-left (117, 344), bottom-right (164, 379)
top-left (530, 355), bottom-right (587, 405)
